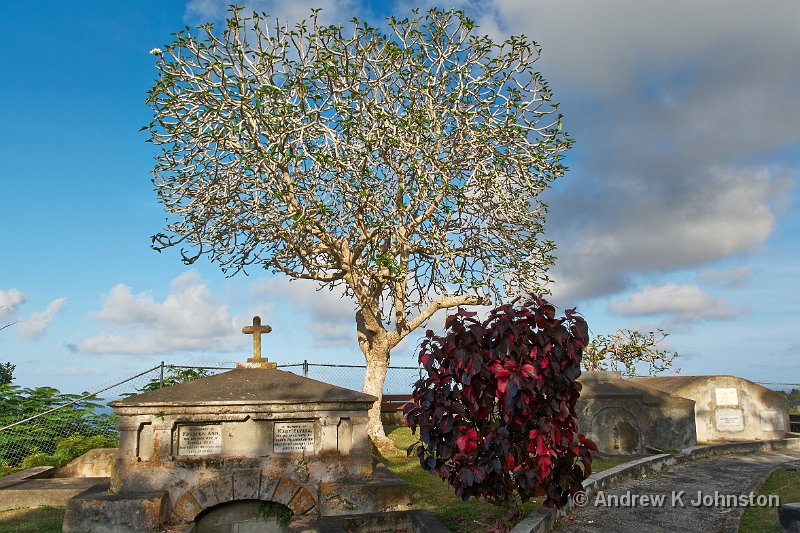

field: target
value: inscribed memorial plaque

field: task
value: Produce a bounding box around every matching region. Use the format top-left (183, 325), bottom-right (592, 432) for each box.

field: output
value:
top-left (178, 425), bottom-right (222, 456)
top-left (274, 421), bottom-right (315, 453)
top-left (715, 408), bottom-right (744, 431)
top-left (715, 388), bottom-right (739, 406)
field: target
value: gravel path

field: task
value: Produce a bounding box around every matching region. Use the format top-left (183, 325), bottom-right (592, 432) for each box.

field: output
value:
top-left (561, 450), bottom-right (800, 533)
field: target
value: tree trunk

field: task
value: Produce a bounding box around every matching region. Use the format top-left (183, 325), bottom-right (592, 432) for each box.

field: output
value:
top-left (362, 349), bottom-right (391, 446)
top-left (355, 309), bottom-right (394, 450)
top-left (503, 490), bottom-right (520, 523)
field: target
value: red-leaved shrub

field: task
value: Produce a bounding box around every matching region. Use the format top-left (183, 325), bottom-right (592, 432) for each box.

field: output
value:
top-left (404, 297), bottom-right (597, 518)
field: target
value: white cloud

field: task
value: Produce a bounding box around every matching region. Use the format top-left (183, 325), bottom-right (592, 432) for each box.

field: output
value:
top-left (74, 272), bottom-right (259, 355)
top-left (1, 289), bottom-right (66, 340)
top-left (483, 0), bottom-right (798, 303)
top-left (609, 284), bottom-right (741, 323)
top-left (16, 298), bottom-right (67, 341)
top-left (252, 279), bottom-right (357, 348)
top-left (548, 166), bottom-right (788, 302)
top-left (0, 288), bottom-right (25, 322)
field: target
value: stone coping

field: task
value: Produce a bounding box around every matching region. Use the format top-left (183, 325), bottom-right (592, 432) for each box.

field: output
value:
top-left (0, 477), bottom-right (108, 512)
top-left (0, 466), bottom-right (55, 489)
top-left (315, 509), bottom-right (450, 532)
top-left (510, 436), bottom-right (800, 533)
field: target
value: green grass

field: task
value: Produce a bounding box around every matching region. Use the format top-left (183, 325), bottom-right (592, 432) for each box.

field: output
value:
top-left (739, 467), bottom-right (800, 533)
top-left (0, 506), bottom-right (64, 533)
top-left (383, 427), bottom-right (626, 533)
top-left (590, 457), bottom-right (629, 473)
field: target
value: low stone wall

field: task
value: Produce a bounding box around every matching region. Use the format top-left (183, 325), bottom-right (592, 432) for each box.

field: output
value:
top-left (54, 448), bottom-right (116, 478)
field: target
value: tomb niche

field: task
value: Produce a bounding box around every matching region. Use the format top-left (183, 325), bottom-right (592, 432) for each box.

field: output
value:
top-left (62, 317), bottom-right (409, 533)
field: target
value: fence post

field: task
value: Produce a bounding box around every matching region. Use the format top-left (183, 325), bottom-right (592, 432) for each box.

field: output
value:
top-left (303, 359), bottom-right (309, 377)
top-left (160, 361), bottom-right (165, 389)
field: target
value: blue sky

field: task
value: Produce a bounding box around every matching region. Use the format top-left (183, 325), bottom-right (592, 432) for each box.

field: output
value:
top-left (1, 0), bottom-right (798, 393)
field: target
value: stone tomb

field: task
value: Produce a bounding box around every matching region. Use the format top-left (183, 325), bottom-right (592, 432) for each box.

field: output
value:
top-left (576, 371), bottom-right (697, 454)
top-left (634, 375), bottom-right (790, 442)
top-left (63, 318), bottom-right (409, 532)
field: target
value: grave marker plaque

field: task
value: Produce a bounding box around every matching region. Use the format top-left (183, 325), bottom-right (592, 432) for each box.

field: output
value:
top-left (274, 421), bottom-right (315, 453)
top-left (715, 408), bottom-right (744, 431)
top-left (178, 424), bottom-right (222, 456)
top-left (715, 388), bottom-right (739, 406)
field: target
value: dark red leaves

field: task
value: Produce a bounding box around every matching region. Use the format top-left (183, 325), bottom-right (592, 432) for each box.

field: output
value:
top-left (404, 296), bottom-right (595, 510)
top-left (456, 426), bottom-right (479, 453)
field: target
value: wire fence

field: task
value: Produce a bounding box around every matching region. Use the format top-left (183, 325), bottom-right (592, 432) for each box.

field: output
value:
top-left (1, 362), bottom-right (797, 475)
top-left (756, 382), bottom-right (800, 414)
top-left (0, 361), bottom-right (422, 472)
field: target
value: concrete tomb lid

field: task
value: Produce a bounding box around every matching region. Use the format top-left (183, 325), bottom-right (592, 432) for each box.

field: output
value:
top-left (578, 371), bottom-right (694, 407)
top-left (109, 367), bottom-right (377, 408)
top-left (632, 375), bottom-right (787, 402)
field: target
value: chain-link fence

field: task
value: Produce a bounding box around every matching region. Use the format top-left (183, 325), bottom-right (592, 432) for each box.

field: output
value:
top-left (2, 364), bottom-right (797, 475)
top-left (0, 360), bottom-right (421, 473)
top-left (284, 362), bottom-right (421, 395)
top-left (757, 382), bottom-right (800, 414)
top-left (1, 365), bottom-right (159, 473)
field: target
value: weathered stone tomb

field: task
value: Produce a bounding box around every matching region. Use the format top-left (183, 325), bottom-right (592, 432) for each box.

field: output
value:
top-left (63, 317), bottom-right (408, 532)
top-left (576, 371), bottom-right (697, 454)
top-left (634, 375), bottom-right (790, 443)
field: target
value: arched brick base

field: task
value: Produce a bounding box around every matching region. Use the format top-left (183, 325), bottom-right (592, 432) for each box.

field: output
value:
top-left (170, 470), bottom-right (316, 523)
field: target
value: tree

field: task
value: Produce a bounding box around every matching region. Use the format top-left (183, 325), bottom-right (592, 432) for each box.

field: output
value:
top-left (0, 362), bottom-right (14, 387)
top-left (583, 329), bottom-right (679, 377)
top-left (122, 365), bottom-right (211, 397)
top-left (146, 7), bottom-right (572, 444)
top-left (1, 304), bottom-right (16, 386)
top-left (403, 298), bottom-right (596, 521)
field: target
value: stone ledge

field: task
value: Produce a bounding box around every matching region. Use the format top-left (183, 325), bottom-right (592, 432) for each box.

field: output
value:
top-left (319, 463), bottom-right (410, 515)
top-left (302, 509), bottom-right (449, 533)
top-left (0, 476), bottom-right (108, 512)
top-left (0, 466), bottom-right (55, 488)
top-left (62, 482), bottom-right (169, 533)
top-left (675, 437), bottom-right (800, 462)
top-left (510, 436), bottom-right (800, 533)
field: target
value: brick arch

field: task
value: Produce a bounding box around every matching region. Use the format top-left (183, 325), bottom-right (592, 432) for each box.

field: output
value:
top-left (170, 470), bottom-right (317, 523)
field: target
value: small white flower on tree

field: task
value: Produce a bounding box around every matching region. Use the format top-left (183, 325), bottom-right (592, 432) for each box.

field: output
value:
top-left (145, 7), bottom-right (572, 445)
top-left (149, 48), bottom-right (163, 55)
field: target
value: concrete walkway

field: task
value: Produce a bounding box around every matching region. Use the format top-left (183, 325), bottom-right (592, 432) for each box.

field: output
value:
top-left (561, 450), bottom-right (800, 533)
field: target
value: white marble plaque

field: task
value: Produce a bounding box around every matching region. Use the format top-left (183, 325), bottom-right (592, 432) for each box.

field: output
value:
top-left (715, 388), bottom-right (739, 406)
top-left (178, 425), bottom-right (222, 456)
top-left (274, 422), bottom-right (315, 453)
top-left (715, 408), bottom-right (744, 431)
top-left (760, 410), bottom-right (785, 431)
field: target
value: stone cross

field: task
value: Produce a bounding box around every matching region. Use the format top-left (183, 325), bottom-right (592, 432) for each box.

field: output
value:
top-left (238, 316), bottom-right (276, 369)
